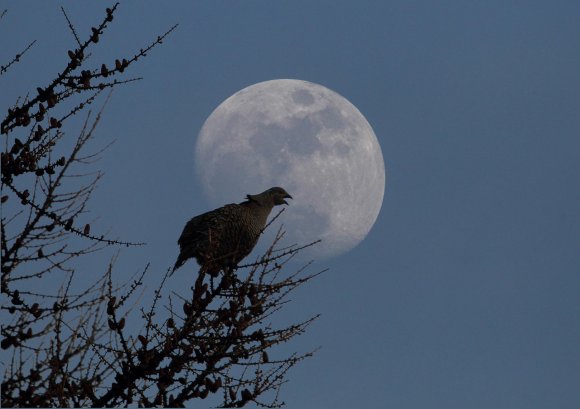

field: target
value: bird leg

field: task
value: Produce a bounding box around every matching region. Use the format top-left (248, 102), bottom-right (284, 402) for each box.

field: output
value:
top-left (192, 268), bottom-right (207, 307)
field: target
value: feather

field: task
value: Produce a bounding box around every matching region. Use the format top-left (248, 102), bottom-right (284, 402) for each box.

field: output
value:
top-left (172, 187), bottom-right (292, 276)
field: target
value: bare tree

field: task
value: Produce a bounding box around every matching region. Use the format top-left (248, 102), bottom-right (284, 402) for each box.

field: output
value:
top-left (1, 4), bottom-right (321, 407)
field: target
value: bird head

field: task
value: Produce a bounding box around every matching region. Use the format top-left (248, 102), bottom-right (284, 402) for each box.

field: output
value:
top-left (247, 187), bottom-right (292, 207)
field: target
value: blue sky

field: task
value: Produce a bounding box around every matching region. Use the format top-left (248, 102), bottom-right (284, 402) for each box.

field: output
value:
top-left (2, 1), bottom-right (580, 408)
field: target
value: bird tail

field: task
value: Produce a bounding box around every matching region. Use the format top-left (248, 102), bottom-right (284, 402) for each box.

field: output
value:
top-left (170, 256), bottom-right (185, 276)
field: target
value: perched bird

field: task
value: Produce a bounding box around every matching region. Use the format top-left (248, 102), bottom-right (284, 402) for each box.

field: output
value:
top-left (172, 187), bottom-right (292, 276)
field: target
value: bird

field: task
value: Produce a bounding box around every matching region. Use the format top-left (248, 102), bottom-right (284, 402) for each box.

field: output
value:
top-left (172, 187), bottom-right (292, 276)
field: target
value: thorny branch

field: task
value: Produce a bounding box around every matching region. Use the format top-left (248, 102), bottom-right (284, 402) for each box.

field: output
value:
top-left (1, 3), bottom-right (321, 408)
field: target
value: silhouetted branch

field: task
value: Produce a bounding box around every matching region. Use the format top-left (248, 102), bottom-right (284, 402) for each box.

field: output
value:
top-left (0, 40), bottom-right (36, 76)
top-left (60, 6), bottom-right (82, 48)
top-left (1, 4), bottom-right (319, 408)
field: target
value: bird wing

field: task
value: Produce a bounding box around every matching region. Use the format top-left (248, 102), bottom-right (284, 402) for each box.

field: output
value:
top-left (177, 204), bottom-right (237, 247)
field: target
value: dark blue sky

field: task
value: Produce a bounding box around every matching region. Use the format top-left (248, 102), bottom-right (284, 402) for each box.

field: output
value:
top-left (3, 1), bottom-right (580, 408)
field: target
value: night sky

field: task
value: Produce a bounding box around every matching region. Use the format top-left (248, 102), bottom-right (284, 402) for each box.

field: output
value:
top-left (2, 1), bottom-right (580, 408)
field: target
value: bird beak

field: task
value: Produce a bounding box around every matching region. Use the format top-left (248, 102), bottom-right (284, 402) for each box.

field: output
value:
top-left (283, 194), bottom-right (292, 205)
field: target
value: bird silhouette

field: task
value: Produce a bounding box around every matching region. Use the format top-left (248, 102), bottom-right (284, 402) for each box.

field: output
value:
top-left (172, 187), bottom-right (292, 276)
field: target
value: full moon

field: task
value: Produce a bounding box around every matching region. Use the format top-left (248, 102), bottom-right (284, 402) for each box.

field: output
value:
top-left (195, 79), bottom-right (385, 259)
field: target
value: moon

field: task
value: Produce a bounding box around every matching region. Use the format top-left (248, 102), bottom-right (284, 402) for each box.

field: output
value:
top-left (195, 79), bottom-right (385, 260)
